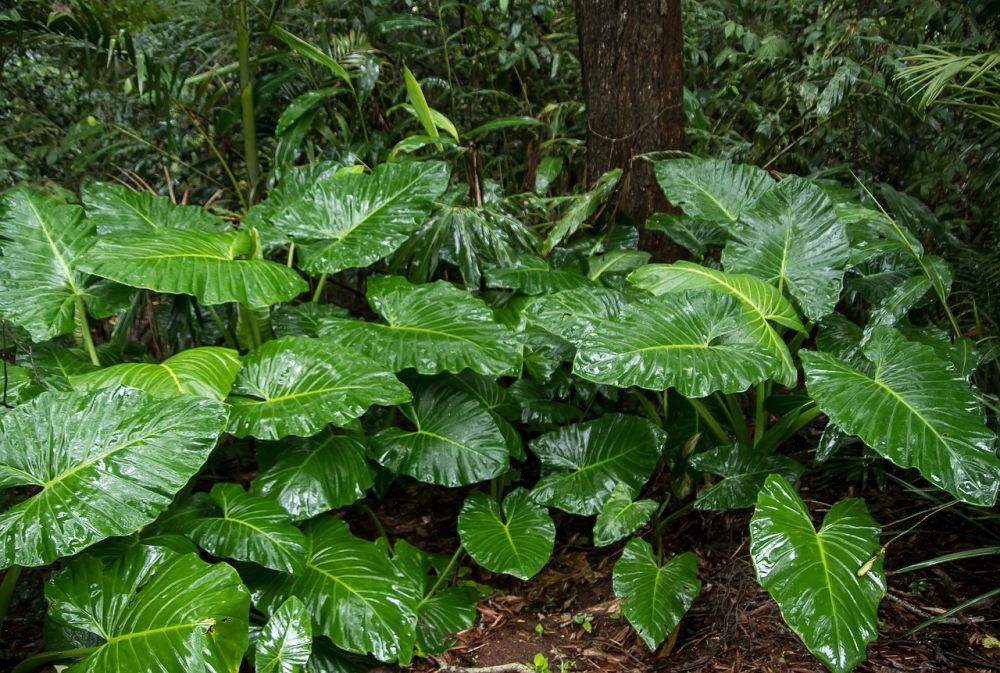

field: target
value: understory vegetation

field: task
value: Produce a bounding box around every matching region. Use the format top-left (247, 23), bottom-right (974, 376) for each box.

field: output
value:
top-left (0, 1), bottom-right (998, 672)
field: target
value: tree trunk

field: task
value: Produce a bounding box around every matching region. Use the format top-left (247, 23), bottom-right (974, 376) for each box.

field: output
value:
top-left (574, 0), bottom-right (684, 259)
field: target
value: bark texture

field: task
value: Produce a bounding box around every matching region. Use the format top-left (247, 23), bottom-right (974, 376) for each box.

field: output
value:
top-left (574, 0), bottom-right (684, 256)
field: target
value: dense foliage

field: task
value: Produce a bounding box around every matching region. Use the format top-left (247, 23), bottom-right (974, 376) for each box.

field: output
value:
top-left (1, 1), bottom-right (998, 672)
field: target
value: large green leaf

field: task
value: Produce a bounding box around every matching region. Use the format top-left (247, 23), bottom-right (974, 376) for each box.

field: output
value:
top-left (653, 158), bottom-right (774, 223)
top-left (645, 212), bottom-right (726, 257)
top-left (529, 414), bottom-right (664, 515)
top-left (370, 378), bottom-right (509, 487)
top-left (0, 188), bottom-right (96, 341)
top-left (46, 544), bottom-right (249, 673)
top-left (484, 254), bottom-right (592, 294)
top-left (523, 286), bottom-right (634, 346)
top-left (722, 176), bottom-right (849, 321)
top-left (243, 162), bottom-right (343, 253)
top-left (256, 597), bottom-right (313, 673)
top-left (689, 445), bottom-right (804, 510)
top-left (541, 168), bottom-right (621, 254)
top-left (272, 302), bottom-right (350, 338)
top-left (574, 289), bottom-right (780, 397)
top-left (78, 228), bottom-right (308, 308)
top-left (274, 161), bottom-right (451, 274)
top-left (749, 475), bottom-right (885, 673)
top-left (70, 347), bottom-right (240, 401)
top-left (593, 483), bottom-right (658, 547)
top-left (457, 489), bottom-right (555, 580)
top-left (0, 388), bottom-right (227, 567)
top-left (801, 327), bottom-right (1000, 505)
top-left (247, 517), bottom-right (419, 663)
top-left (612, 539), bottom-right (701, 650)
top-left (81, 182), bottom-right (229, 234)
top-left (226, 336), bottom-right (410, 440)
top-left (630, 261), bottom-right (802, 386)
top-left (253, 435), bottom-right (373, 520)
top-left (317, 275), bottom-right (521, 376)
top-left (182, 483), bottom-right (307, 574)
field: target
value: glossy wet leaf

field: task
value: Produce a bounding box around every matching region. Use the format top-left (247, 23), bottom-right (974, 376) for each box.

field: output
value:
top-left (79, 228), bottom-right (308, 308)
top-left (371, 379), bottom-right (509, 487)
top-left (317, 275), bottom-right (521, 376)
top-left (0, 387), bottom-right (227, 567)
top-left (723, 176), bottom-right (849, 321)
top-left (593, 483), bottom-right (658, 547)
top-left (587, 249), bottom-right (650, 281)
top-left (802, 327), bottom-right (999, 505)
top-left (574, 289), bottom-right (780, 397)
top-left (630, 261), bottom-right (803, 386)
top-left (275, 161), bottom-right (450, 275)
top-left (70, 347), bottom-right (240, 401)
top-left (272, 302), bottom-right (350, 338)
top-left (612, 539), bottom-right (701, 650)
top-left (485, 254), bottom-right (592, 294)
top-left (182, 483), bottom-right (307, 574)
top-left (256, 596), bottom-right (313, 673)
top-left (81, 182), bottom-right (229, 234)
top-left (749, 475), bottom-right (885, 673)
top-left (530, 414), bottom-right (664, 515)
top-left (0, 188), bottom-right (96, 341)
top-left (253, 435), bottom-right (373, 520)
top-left (226, 336), bottom-right (411, 440)
top-left (247, 517), bottom-right (419, 663)
top-left (645, 212), bottom-right (726, 257)
top-left (523, 286), bottom-right (633, 346)
top-left (690, 445), bottom-right (804, 510)
top-left (46, 543), bottom-right (249, 673)
top-left (542, 168), bottom-right (621, 254)
top-left (458, 489), bottom-right (555, 580)
top-left (653, 158), bottom-right (774, 223)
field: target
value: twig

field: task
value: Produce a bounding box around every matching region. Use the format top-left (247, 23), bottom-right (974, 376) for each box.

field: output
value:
top-left (885, 592), bottom-right (982, 625)
top-left (439, 665), bottom-right (535, 673)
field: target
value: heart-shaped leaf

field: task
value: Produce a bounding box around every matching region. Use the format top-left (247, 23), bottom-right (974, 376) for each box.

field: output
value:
top-left (271, 302), bottom-right (350, 338)
top-left (646, 212), bottom-right (726, 257)
top-left (274, 161), bottom-right (451, 275)
top-left (78, 228), bottom-right (308, 308)
top-left (226, 336), bottom-right (411, 440)
top-left (371, 378), bottom-right (509, 487)
top-left (253, 435), bottom-right (373, 520)
top-left (317, 275), bottom-right (521, 376)
top-left (749, 475), bottom-right (885, 673)
top-left (256, 596), bottom-right (313, 673)
top-left (612, 539), bottom-right (701, 650)
top-left (523, 286), bottom-right (634, 346)
top-left (574, 289), bottom-right (780, 397)
top-left (458, 489), bottom-right (555, 580)
top-left (542, 168), bottom-right (621, 253)
top-left (46, 544), bottom-right (249, 673)
top-left (485, 254), bottom-right (592, 294)
top-left (70, 347), bottom-right (240, 401)
top-left (81, 182), bottom-right (230, 234)
top-left (653, 158), bottom-right (774, 223)
top-left (0, 188), bottom-right (96, 341)
top-left (593, 483), bottom-right (658, 547)
top-left (246, 517), bottom-right (419, 663)
top-left (529, 414), bottom-right (664, 515)
top-left (723, 176), bottom-right (849, 321)
top-left (802, 327), bottom-right (999, 505)
top-left (630, 261), bottom-right (803, 386)
top-left (182, 483), bottom-right (307, 574)
top-left (690, 445), bottom-right (804, 510)
top-left (0, 387), bottom-right (227, 567)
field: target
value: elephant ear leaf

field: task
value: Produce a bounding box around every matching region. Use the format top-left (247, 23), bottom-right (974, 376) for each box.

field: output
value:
top-left (182, 483), bottom-right (307, 574)
top-left (653, 157), bottom-right (774, 223)
top-left (256, 596), bottom-right (313, 673)
top-left (78, 228), bottom-right (308, 308)
top-left (690, 444), bottom-right (804, 510)
top-left (0, 388), bottom-right (227, 568)
top-left (81, 181), bottom-right (230, 234)
top-left (749, 475), bottom-right (885, 673)
top-left (612, 539), bottom-right (701, 650)
top-left (71, 347), bottom-right (240, 401)
top-left (0, 188), bottom-right (96, 341)
top-left (457, 489), bottom-right (555, 580)
top-left (593, 483), bottom-right (658, 547)
top-left (802, 326), bottom-right (999, 506)
top-left (45, 544), bottom-right (249, 673)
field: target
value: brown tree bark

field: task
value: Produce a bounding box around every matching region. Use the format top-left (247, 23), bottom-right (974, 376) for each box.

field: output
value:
top-left (574, 0), bottom-right (684, 259)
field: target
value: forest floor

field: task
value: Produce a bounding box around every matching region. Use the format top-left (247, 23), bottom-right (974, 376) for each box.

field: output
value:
top-left (3, 467), bottom-right (1000, 673)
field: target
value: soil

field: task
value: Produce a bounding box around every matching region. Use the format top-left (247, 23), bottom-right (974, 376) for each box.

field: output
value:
top-left (3, 471), bottom-right (1000, 673)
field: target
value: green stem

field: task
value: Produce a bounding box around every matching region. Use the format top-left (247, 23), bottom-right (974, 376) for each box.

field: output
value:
top-left (422, 545), bottom-right (463, 605)
top-left (74, 297), bottom-right (100, 366)
top-left (360, 503), bottom-right (389, 548)
top-left (753, 383), bottom-right (766, 446)
top-left (686, 397), bottom-right (730, 445)
top-left (312, 274), bottom-right (327, 303)
top-left (435, 0), bottom-right (457, 118)
top-left (724, 393), bottom-right (750, 446)
top-left (0, 565), bottom-right (22, 636)
top-left (286, 242), bottom-right (296, 268)
top-left (241, 304), bottom-right (263, 350)
top-left (236, 0), bottom-right (259, 194)
top-left (755, 404), bottom-right (822, 453)
top-left (12, 647), bottom-right (98, 673)
top-left (206, 305), bottom-right (237, 349)
top-left (633, 390), bottom-right (663, 427)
